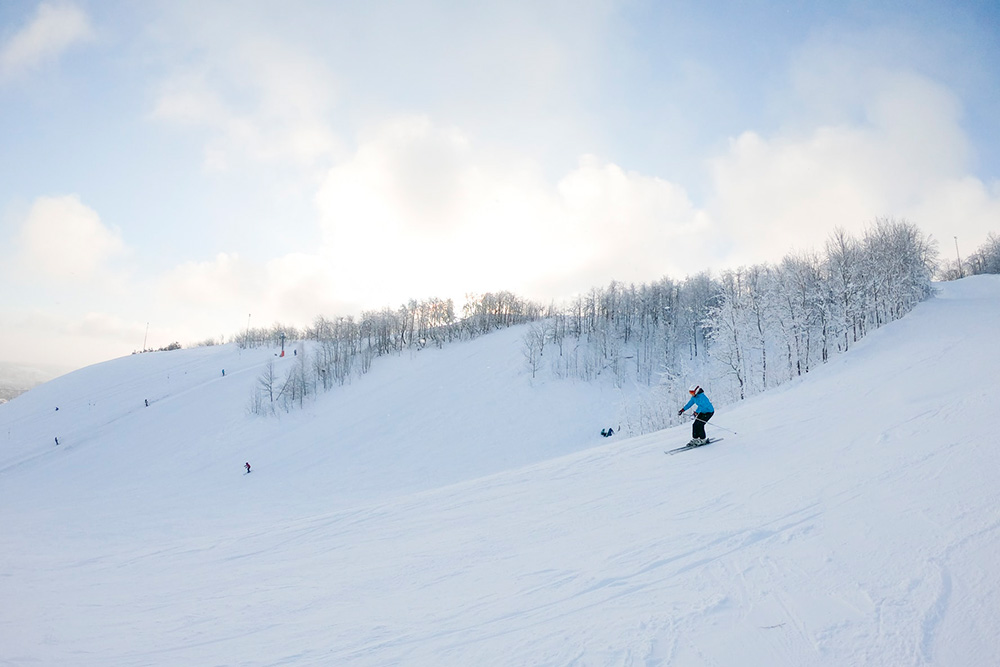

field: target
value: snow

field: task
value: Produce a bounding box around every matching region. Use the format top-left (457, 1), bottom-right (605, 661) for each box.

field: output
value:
top-left (2, 275), bottom-right (1000, 666)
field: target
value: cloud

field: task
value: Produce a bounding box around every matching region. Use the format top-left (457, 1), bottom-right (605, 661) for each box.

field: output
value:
top-left (0, 308), bottom-right (147, 368)
top-left (149, 72), bottom-right (229, 127)
top-left (316, 116), bottom-right (476, 238)
top-left (159, 252), bottom-right (259, 306)
top-left (69, 311), bottom-right (145, 343)
top-left (312, 116), bottom-right (712, 308)
top-left (906, 176), bottom-right (1000, 250)
top-left (18, 195), bottom-right (127, 281)
top-left (555, 156), bottom-right (711, 283)
top-left (706, 66), bottom-right (994, 264)
top-left (0, 2), bottom-right (95, 81)
top-left (150, 38), bottom-right (339, 170)
top-left (157, 251), bottom-right (352, 332)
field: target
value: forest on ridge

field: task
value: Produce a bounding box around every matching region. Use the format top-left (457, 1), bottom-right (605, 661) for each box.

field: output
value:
top-left (235, 219), bottom-right (996, 434)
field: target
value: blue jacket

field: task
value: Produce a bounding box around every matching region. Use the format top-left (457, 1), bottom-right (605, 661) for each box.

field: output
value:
top-left (682, 391), bottom-right (714, 414)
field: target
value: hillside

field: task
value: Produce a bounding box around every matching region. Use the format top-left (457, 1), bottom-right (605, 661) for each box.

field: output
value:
top-left (2, 275), bottom-right (999, 666)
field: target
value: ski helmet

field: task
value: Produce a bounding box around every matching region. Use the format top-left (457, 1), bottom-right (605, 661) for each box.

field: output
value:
top-left (688, 384), bottom-right (701, 394)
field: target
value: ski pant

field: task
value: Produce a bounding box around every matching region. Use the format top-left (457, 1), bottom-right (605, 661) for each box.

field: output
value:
top-left (692, 411), bottom-right (714, 440)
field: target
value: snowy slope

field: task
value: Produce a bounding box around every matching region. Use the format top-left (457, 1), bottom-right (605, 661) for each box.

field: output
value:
top-left (2, 276), bottom-right (1000, 666)
top-left (0, 326), bottom-right (628, 520)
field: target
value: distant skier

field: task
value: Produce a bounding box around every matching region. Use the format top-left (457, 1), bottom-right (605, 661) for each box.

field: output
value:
top-left (601, 427), bottom-right (615, 437)
top-left (145, 399), bottom-right (149, 407)
top-left (678, 384), bottom-right (715, 446)
top-left (54, 436), bottom-right (59, 446)
top-left (245, 462), bottom-right (251, 474)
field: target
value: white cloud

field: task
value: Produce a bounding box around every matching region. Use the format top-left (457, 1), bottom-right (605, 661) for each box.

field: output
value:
top-left (312, 116), bottom-right (712, 308)
top-left (157, 251), bottom-right (354, 334)
top-left (150, 38), bottom-right (339, 170)
top-left (69, 311), bottom-right (145, 342)
top-left (555, 156), bottom-right (711, 282)
top-left (706, 67), bottom-right (994, 265)
top-left (316, 117), bottom-right (475, 238)
top-left (18, 195), bottom-right (127, 280)
top-left (260, 253), bottom-right (350, 320)
top-left (905, 176), bottom-right (1000, 251)
top-left (0, 2), bottom-right (95, 81)
top-left (0, 308), bottom-right (147, 369)
top-left (159, 252), bottom-right (259, 306)
top-left (149, 72), bottom-right (228, 126)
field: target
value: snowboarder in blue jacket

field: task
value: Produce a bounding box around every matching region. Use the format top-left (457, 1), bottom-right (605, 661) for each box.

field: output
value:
top-left (678, 384), bottom-right (715, 446)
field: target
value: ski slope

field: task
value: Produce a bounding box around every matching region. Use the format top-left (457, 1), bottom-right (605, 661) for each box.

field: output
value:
top-left (2, 275), bottom-right (1000, 666)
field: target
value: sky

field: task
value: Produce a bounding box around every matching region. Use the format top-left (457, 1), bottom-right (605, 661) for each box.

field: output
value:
top-left (1, 0), bottom-right (999, 371)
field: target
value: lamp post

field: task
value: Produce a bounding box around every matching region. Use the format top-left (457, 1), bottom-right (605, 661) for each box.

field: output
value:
top-left (954, 237), bottom-right (964, 278)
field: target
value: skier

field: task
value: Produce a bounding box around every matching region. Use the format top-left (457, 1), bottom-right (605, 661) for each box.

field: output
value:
top-left (678, 384), bottom-right (715, 446)
top-left (245, 462), bottom-right (251, 474)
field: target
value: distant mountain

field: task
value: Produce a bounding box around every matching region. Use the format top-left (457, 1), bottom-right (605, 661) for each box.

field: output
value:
top-left (0, 362), bottom-right (68, 401)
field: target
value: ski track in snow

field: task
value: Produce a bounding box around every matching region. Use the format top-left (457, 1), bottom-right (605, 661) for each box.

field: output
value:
top-left (2, 275), bottom-right (1000, 666)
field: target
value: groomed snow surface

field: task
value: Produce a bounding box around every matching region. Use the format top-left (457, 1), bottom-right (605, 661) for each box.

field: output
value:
top-left (2, 275), bottom-right (999, 666)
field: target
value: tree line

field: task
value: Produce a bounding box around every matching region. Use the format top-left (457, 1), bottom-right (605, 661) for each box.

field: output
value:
top-left (522, 218), bottom-right (938, 433)
top-left (243, 217), bottom-right (973, 425)
top-left (245, 292), bottom-right (546, 415)
top-left (939, 232), bottom-right (1000, 279)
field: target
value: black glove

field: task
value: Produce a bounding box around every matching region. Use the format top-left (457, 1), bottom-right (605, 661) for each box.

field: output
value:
top-left (677, 409), bottom-right (684, 416)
